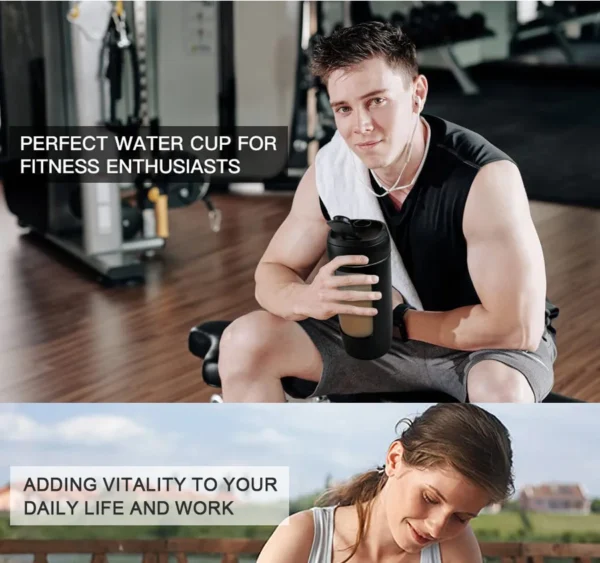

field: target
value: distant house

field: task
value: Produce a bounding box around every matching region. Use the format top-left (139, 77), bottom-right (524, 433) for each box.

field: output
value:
top-left (519, 484), bottom-right (591, 514)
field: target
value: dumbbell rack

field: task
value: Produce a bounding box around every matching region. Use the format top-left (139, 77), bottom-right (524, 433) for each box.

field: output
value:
top-left (390, 1), bottom-right (497, 96)
top-left (512, 7), bottom-right (600, 65)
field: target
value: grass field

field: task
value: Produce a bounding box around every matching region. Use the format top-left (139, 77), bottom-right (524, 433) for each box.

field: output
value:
top-left (471, 510), bottom-right (600, 542)
top-left (1, 512), bottom-right (600, 562)
top-left (530, 512), bottom-right (600, 533)
top-left (471, 511), bottom-right (524, 535)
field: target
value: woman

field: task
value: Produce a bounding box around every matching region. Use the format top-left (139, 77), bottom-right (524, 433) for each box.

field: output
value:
top-left (257, 404), bottom-right (514, 562)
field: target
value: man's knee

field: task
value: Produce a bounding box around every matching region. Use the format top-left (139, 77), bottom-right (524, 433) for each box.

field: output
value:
top-left (467, 360), bottom-right (535, 403)
top-left (219, 310), bottom-right (286, 379)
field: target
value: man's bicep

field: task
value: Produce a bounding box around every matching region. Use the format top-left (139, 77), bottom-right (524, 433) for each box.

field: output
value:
top-left (464, 161), bottom-right (546, 328)
top-left (259, 165), bottom-right (329, 280)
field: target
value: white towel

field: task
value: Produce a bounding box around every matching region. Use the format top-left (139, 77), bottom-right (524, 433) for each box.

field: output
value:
top-left (315, 131), bottom-right (424, 311)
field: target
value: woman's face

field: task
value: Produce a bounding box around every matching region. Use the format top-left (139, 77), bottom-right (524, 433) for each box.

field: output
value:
top-left (383, 443), bottom-right (492, 552)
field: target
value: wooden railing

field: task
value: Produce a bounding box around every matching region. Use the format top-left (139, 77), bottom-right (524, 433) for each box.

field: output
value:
top-left (0, 539), bottom-right (599, 562)
top-left (481, 542), bottom-right (600, 562)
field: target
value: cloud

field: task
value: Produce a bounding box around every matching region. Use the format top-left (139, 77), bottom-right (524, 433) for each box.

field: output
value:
top-left (327, 448), bottom-right (365, 471)
top-left (0, 412), bottom-right (175, 455)
top-left (233, 427), bottom-right (288, 446)
top-left (243, 404), bottom-right (425, 442)
top-left (54, 415), bottom-right (151, 445)
top-left (0, 413), bottom-right (49, 442)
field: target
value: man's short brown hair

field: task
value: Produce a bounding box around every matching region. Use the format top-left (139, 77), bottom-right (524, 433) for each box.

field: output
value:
top-left (309, 21), bottom-right (419, 88)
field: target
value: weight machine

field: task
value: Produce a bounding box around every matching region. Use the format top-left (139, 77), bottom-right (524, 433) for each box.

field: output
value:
top-left (511, 1), bottom-right (600, 64)
top-left (287, 0), bottom-right (336, 173)
top-left (0, 1), bottom-right (221, 285)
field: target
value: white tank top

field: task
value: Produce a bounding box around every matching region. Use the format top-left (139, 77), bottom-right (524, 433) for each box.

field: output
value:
top-left (308, 507), bottom-right (442, 563)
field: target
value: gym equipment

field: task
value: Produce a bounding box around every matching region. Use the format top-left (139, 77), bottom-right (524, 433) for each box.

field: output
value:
top-left (387, 2), bottom-right (495, 94)
top-left (390, 12), bottom-right (406, 29)
top-left (121, 201), bottom-right (144, 241)
top-left (67, 187), bottom-right (143, 241)
top-left (188, 320), bottom-right (584, 403)
top-left (349, 1), bottom-right (375, 25)
top-left (327, 216), bottom-right (393, 360)
top-left (511, 1), bottom-right (600, 64)
top-left (0, 1), bottom-right (221, 285)
top-left (402, 2), bottom-right (492, 48)
top-left (288, 1), bottom-right (335, 172)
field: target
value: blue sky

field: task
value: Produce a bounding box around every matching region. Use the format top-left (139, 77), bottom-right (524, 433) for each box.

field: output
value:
top-left (1, 403), bottom-right (599, 499)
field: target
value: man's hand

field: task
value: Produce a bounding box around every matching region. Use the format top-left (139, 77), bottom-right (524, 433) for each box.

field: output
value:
top-left (290, 255), bottom-right (382, 321)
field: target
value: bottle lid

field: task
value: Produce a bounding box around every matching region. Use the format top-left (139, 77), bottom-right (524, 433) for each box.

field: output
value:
top-left (327, 215), bottom-right (390, 252)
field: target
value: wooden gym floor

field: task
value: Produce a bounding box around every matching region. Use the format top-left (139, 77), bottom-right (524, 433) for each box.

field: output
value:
top-left (0, 187), bottom-right (598, 402)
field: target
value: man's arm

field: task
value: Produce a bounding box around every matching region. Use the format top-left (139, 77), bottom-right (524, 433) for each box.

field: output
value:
top-left (405, 160), bottom-right (547, 352)
top-left (440, 526), bottom-right (483, 563)
top-left (255, 164), bottom-right (382, 322)
top-left (254, 165), bottom-right (330, 320)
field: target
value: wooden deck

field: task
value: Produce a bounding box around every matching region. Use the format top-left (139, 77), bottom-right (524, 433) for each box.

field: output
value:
top-left (0, 190), bottom-right (599, 402)
top-left (0, 538), bottom-right (599, 562)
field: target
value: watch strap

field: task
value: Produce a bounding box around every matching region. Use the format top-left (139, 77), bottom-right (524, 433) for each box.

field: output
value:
top-left (393, 303), bottom-right (416, 341)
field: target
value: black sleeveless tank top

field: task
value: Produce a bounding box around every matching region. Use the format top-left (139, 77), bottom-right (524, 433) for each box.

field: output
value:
top-left (320, 114), bottom-right (558, 328)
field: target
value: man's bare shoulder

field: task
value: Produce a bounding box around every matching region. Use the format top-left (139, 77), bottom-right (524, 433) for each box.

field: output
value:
top-left (257, 510), bottom-right (315, 563)
top-left (290, 164), bottom-right (323, 220)
top-left (464, 159), bottom-right (531, 237)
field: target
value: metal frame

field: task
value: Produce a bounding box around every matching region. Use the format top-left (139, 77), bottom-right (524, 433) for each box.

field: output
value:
top-left (513, 9), bottom-right (600, 64)
top-left (437, 44), bottom-right (480, 96)
top-left (26, 1), bottom-right (164, 282)
top-left (287, 0), bottom-right (322, 172)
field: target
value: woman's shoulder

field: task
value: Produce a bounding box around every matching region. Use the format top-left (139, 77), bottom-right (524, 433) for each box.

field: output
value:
top-left (256, 510), bottom-right (317, 563)
top-left (438, 526), bottom-right (482, 563)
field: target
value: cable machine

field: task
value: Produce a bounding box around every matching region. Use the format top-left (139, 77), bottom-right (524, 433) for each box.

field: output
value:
top-left (0, 0), bottom-right (221, 285)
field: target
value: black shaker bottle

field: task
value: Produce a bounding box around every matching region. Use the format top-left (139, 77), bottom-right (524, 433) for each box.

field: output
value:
top-left (326, 215), bottom-right (392, 360)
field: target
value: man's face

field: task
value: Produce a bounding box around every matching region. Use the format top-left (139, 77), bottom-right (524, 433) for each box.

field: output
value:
top-left (382, 462), bottom-right (490, 553)
top-left (328, 56), bottom-right (416, 170)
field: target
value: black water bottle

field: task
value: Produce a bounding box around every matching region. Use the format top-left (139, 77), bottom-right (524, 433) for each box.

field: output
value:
top-left (326, 215), bottom-right (393, 360)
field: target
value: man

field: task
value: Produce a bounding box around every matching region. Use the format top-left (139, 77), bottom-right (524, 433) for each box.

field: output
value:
top-left (218, 22), bottom-right (558, 403)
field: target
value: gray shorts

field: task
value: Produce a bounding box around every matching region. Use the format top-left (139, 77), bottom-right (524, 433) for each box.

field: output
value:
top-left (297, 317), bottom-right (557, 402)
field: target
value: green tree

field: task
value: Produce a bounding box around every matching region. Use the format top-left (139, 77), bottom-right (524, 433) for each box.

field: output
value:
top-left (519, 509), bottom-right (532, 532)
top-left (152, 525), bottom-right (181, 539)
top-left (591, 499), bottom-right (600, 513)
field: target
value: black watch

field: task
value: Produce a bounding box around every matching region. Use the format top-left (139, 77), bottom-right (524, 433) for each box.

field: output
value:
top-left (393, 303), bottom-right (416, 341)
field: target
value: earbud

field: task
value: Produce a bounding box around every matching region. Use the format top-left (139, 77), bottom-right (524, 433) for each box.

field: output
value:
top-left (414, 95), bottom-right (423, 112)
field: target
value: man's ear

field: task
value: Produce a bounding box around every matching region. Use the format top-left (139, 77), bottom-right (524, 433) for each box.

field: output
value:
top-left (413, 74), bottom-right (428, 111)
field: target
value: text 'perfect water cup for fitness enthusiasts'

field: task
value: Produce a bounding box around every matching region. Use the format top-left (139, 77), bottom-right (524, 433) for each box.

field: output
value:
top-left (326, 216), bottom-right (393, 360)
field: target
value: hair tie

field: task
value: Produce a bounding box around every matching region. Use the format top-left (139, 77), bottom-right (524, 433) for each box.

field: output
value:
top-left (376, 465), bottom-right (386, 475)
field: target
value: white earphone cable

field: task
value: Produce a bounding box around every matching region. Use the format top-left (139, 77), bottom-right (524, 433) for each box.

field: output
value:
top-left (355, 103), bottom-right (431, 198)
